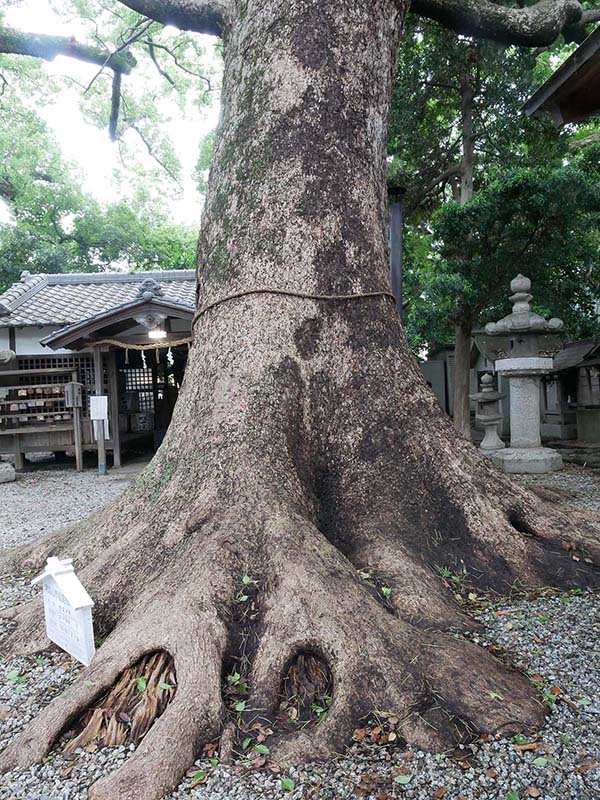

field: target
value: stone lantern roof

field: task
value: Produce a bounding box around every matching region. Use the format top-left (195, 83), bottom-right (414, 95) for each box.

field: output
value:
top-left (484, 275), bottom-right (563, 337)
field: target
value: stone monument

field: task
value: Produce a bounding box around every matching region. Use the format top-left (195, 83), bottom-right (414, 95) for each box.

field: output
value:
top-left (470, 373), bottom-right (505, 455)
top-left (474, 274), bottom-right (563, 474)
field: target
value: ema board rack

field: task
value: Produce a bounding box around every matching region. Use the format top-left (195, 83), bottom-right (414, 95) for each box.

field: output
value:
top-left (0, 367), bottom-right (84, 471)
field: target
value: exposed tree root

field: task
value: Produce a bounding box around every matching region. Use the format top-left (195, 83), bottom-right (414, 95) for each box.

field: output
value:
top-left (64, 651), bottom-right (176, 751)
top-left (0, 502), bottom-right (560, 798)
top-left (0, 462), bottom-right (597, 800)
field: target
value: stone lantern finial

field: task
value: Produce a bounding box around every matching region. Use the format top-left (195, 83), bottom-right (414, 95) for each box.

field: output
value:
top-left (509, 274), bottom-right (532, 313)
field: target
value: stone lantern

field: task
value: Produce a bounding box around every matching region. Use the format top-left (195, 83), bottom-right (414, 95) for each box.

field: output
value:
top-left (470, 373), bottom-right (505, 455)
top-left (473, 274), bottom-right (563, 474)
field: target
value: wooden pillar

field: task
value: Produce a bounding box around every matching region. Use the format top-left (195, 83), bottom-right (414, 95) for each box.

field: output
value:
top-left (107, 350), bottom-right (122, 468)
top-left (71, 369), bottom-right (84, 472)
top-left (13, 434), bottom-right (24, 471)
top-left (388, 186), bottom-right (405, 320)
top-left (92, 346), bottom-right (107, 476)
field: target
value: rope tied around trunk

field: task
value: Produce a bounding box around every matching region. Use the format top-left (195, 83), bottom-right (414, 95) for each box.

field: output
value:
top-left (191, 287), bottom-right (398, 330)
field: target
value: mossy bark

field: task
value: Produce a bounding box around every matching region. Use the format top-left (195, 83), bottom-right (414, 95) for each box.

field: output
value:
top-left (1, 2), bottom-right (599, 799)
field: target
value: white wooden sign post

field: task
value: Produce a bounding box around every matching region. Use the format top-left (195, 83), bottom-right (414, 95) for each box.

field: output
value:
top-left (31, 557), bottom-right (96, 666)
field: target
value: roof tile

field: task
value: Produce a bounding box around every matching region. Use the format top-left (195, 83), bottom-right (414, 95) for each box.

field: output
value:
top-left (0, 271), bottom-right (196, 327)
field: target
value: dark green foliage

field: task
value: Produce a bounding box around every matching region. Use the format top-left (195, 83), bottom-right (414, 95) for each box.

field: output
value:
top-left (405, 163), bottom-right (600, 352)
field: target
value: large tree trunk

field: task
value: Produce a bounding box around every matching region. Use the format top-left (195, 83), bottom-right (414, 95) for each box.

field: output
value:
top-left (1, 2), bottom-right (598, 799)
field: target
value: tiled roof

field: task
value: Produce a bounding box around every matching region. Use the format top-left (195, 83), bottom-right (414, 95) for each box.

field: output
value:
top-left (553, 339), bottom-right (600, 372)
top-left (0, 270), bottom-right (196, 327)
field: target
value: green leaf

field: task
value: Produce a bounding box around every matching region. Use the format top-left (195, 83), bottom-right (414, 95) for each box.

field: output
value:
top-left (242, 737), bottom-right (252, 750)
top-left (511, 734), bottom-right (528, 745)
top-left (489, 691), bottom-right (504, 701)
top-left (6, 670), bottom-right (25, 685)
top-left (381, 586), bottom-right (392, 600)
top-left (235, 701), bottom-right (246, 712)
top-left (280, 777), bottom-right (295, 791)
top-left (242, 575), bottom-right (252, 585)
top-left (533, 757), bottom-right (548, 767)
top-left (158, 681), bottom-right (173, 690)
top-left (394, 774), bottom-right (412, 785)
top-left (83, 680), bottom-right (95, 687)
top-left (136, 676), bottom-right (147, 692)
top-left (254, 743), bottom-right (270, 755)
top-left (506, 792), bottom-right (520, 800)
top-left (191, 771), bottom-right (206, 784)
top-left (468, 592), bottom-right (478, 601)
top-left (228, 671), bottom-right (241, 685)
top-left (210, 757), bottom-right (219, 768)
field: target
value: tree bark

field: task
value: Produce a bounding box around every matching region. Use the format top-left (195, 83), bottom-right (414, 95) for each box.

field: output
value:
top-left (1, 2), bottom-right (599, 799)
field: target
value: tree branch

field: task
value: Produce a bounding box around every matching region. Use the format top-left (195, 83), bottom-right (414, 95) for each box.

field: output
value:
top-left (569, 131), bottom-right (600, 149)
top-left (117, 0), bottom-right (231, 36)
top-left (408, 163), bottom-right (463, 209)
top-left (109, 70), bottom-right (123, 141)
top-left (144, 38), bottom-right (212, 89)
top-left (410, 0), bottom-right (587, 46)
top-left (0, 27), bottom-right (136, 73)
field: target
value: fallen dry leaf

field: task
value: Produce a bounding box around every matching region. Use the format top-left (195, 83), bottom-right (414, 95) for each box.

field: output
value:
top-left (526, 787), bottom-right (542, 797)
top-left (575, 761), bottom-right (599, 774)
top-left (514, 742), bottom-right (543, 752)
top-left (486, 768), bottom-right (497, 778)
top-left (434, 788), bottom-right (446, 798)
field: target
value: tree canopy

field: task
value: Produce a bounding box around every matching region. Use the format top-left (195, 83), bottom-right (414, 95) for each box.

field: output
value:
top-left (0, 98), bottom-right (197, 291)
top-left (390, 13), bottom-right (600, 356)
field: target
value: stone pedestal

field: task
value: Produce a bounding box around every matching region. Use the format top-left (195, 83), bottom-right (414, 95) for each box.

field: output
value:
top-left (491, 357), bottom-right (562, 474)
top-left (491, 447), bottom-right (563, 473)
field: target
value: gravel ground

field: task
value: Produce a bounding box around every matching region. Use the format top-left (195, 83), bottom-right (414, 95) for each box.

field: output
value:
top-left (0, 461), bottom-right (145, 550)
top-left (520, 466), bottom-right (600, 526)
top-left (0, 464), bottom-right (598, 800)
